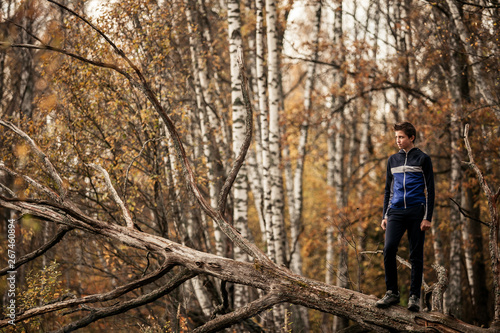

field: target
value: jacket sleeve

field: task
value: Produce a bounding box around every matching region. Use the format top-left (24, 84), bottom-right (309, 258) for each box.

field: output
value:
top-left (382, 157), bottom-right (392, 220)
top-left (423, 154), bottom-right (435, 222)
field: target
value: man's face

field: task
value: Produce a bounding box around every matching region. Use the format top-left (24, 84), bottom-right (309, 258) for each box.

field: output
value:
top-left (395, 130), bottom-right (414, 151)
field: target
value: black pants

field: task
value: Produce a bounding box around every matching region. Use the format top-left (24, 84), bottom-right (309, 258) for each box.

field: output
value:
top-left (384, 204), bottom-right (426, 297)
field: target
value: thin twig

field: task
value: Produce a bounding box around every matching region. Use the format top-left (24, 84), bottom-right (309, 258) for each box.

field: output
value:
top-left (123, 136), bottom-right (165, 199)
top-left (361, 250), bottom-right (429, 289)
top-left (0, 42), bottom-right (138, 88)
top-left (0, 182), bottom-right (16, 197)
top-left (0, 120), bottom-right (66, 199)
top-left (0, 163), bottom-right (61, 202)
top-left (449, 197), bottom-right (490, 227)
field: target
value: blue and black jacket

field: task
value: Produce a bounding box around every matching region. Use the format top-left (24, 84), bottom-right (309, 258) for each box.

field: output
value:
top-left (383, 147), bottom-right (435, 222)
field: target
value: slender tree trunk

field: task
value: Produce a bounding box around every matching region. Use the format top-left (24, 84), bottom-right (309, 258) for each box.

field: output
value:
top-left (462, 181), bottom-right (491, 325)
top-left (266, 0), bottom-right (287, 268)
top-left (356, 99), bottom-right (371, 291)
top-left (265, 0), bottom-right (287, 327)
top-left (463, 125), bottom-right (500, 328)
top-left (445, 0), bottom-right (500, 121)
top-left (184, 0), bottom-right (224, 257)
top-left (256, 0), bottom-right (274, 261)
top-left (443, 49), bottom-right (463, 317)
top-left (245, 0), bottom-right (267, 244)
top-left (285, 3), bottom-right (322, 331)
top-left (331, 1), bottom-right (349, 330)
top-left (323, 124), bottom-right (336, 332)
top-left (228, 0), bottom-right (251, 313)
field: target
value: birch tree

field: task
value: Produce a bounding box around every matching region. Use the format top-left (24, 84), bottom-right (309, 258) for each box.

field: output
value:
top-left (266, 0), bottom-right (287, 268)
top-left (253, 0), bottom-right (274, 260)
top-left (183, 0), bottom-right (225, 258)
top-left (285, 2), bottom-right (322, 330)
top-left (227, 0), bottom-right (252, 313)
top-left (442, 34), bottom-right (464, 317)
top-left (329, 1), bottom-right (350, 330)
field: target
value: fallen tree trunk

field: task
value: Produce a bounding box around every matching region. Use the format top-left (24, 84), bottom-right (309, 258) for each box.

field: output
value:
top-left (0, 196), bottom-right (492, 332)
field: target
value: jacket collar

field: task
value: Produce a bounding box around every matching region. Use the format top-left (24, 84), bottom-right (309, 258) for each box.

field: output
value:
top-left (398, 147), bottom-right (419, 154)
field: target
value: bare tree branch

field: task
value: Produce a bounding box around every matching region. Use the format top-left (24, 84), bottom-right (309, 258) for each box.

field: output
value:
top-left (0, 120), bottom-right (66, 199)
top-left (0, 41), bottom-right (139, 87)
top-left (2, 0), bottom-right (272, 265)
top-left (89, 163), bottom-right (135, 229)
top-left (50, 267), bottom-right (196, 333)
top-left (0, 254), bottom-right (175, 327)
top-left (449, 197), bottom-right (490, 227)
top-left (123, 136), bottom-right (165, 200)
top-left (463, 124), bottom-right (495, 199)
top-left (0, 194), bottom-right (490, 332)
top-left (0, 163), bottom-right (61, 202)
top-left (431, 263), bottom-right (448, 312)
top-left (0, 224), bottom-right (72, 275)
top-left (217, 52), bottom-right (253, 216)
top-left (193, 292), bottom-right (281, 333)
top-left (0, 181), bottom-right (16, 197)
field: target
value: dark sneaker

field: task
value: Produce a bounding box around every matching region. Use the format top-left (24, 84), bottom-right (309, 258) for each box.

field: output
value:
top-left (408, 295), bottom-right (420, 312)
top-left (376, 290), bottom-right (400, 308)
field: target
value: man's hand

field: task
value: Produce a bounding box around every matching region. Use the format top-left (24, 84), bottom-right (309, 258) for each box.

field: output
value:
top-left (421, 219), bottom-right (431, 231)
top-left (381, 219), bottom-right (387, 231)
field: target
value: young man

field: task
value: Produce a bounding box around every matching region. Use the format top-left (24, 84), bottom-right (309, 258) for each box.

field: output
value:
top-left (376, 122), bottom-right (435, 312)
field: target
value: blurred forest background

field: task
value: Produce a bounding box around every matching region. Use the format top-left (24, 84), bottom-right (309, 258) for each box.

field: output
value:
top-left (0, 0), bottom-right (499, 331)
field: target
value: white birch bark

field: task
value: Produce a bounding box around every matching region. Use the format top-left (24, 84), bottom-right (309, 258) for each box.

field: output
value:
top-left (183, 0), bottom-right (224, 257)
top-left (228, 0), bottom-right (250, 310)
top-left (245, 0), bottom-right (267, 241)
top-left (266, 0), bottom-right (286, 266)
top-left (254, 0), bottom-right (274, 260)
top-left (264, 0), bottom-right (286, 328)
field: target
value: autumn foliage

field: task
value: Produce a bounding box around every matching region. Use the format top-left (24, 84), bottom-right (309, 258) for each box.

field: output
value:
top-left (0, 0), bottom-right (499, 332)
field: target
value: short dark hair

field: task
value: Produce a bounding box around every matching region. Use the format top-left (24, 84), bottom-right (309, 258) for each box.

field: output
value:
top-left (394, 122), bottom-right (416, 143)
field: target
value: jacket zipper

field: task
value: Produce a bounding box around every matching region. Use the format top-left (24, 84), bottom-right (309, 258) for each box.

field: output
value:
top-left (403, 150), bottom-right (408, 208)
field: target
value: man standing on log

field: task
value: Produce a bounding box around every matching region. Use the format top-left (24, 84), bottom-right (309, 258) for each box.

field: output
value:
top-left (376, 121), bottom-right (435, 312)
